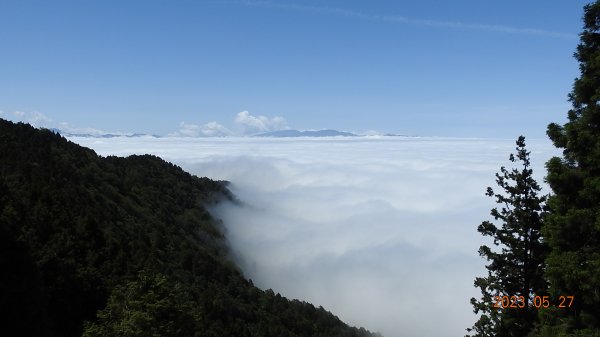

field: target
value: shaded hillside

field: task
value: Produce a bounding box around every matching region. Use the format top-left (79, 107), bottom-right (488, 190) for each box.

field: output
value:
top-left (0, 119), bottom-right (380, 337)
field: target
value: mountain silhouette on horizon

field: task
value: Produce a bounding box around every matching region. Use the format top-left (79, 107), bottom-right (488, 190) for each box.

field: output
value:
top-left (254, 129), bottom-right (358, 137)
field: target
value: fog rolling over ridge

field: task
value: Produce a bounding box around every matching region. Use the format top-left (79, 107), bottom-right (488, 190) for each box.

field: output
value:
top-left (72, 136), bottom-right (559, 337)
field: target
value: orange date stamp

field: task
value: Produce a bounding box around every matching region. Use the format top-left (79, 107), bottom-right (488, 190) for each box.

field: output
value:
top-left (493, 295), bottom-right (574, 309)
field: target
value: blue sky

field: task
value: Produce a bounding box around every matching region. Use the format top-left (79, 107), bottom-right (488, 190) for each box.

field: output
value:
top-left (0, 0), bottom-right (590, 137)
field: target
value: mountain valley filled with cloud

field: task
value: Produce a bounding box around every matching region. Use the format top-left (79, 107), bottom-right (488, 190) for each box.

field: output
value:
top-left (71, 135), bottom-right (559, 337)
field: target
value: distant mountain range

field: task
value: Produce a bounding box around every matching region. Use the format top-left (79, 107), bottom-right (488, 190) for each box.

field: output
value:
top-left (49, 128), bottom-right (159, 138)
top-left (254, 129), bottom-right (358, 137)
top-left (50, 127), bottom-right (408, 138)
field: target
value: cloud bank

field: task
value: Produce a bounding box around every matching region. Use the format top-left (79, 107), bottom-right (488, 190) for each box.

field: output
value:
top-left (171, 121), bottom-right (233, 137)
top-left (172, 110), bottom-right (289, 137)
top-left (234, 110), bottom-right (288, 134)
top-left (68, 136), bottom-right (559, 337)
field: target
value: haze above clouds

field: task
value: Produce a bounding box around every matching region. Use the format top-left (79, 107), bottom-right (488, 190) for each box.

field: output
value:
top-left (71, 135), bottom-right (560, 337)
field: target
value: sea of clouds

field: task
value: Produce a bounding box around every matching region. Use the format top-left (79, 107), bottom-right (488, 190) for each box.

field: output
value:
top-left (71, 135), bottom-right (560, 337)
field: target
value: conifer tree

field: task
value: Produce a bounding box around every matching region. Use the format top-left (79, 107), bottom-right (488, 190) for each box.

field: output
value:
top-left (468, 136), bottom-right (548, 337)
top-left (541, 1), bottom-right (600, 335)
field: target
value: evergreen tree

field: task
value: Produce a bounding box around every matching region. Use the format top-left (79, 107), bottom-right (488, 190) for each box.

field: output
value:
top-left (468, 136), bottom-right (548, 337)
top-left (541, 1), bottom-right (600, 335)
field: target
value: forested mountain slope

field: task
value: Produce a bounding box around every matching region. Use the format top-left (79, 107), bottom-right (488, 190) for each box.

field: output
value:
top-left (0, 119), bottom-right (379, 337)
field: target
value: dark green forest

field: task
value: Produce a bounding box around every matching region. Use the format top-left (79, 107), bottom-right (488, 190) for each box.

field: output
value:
top-left (468, 2), bottom-right (600, 337)
top-left (0, 119), bottom-right (380, 337)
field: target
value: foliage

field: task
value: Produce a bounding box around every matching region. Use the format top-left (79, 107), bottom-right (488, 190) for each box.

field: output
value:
top-left (83, 271), bottom-right (203, 337)
top-left (467, 136), bottom-right (547, 337)
top-left (0, 119), bottom-right (378, 337)
top-left (538, 1), bottom-right (600, 336)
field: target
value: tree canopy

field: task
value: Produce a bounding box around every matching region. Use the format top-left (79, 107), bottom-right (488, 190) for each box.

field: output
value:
top-left (469, 2), bottom-right (600, 336)
top-left (540, 1), bottom-right (600, 335)
top-left (468, 136), bottom-right (548, 337)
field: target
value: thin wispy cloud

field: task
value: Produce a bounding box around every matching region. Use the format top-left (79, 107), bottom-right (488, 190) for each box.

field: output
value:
top-left (240, 1), bottom-right (577, 39)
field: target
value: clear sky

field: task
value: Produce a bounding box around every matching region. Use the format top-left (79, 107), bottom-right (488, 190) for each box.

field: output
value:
top-left (0, 0), bottom-right (591, 137)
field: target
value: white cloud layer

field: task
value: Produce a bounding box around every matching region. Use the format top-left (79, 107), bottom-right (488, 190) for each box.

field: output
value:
top-left (68, 136), bottom-right (560, 337)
